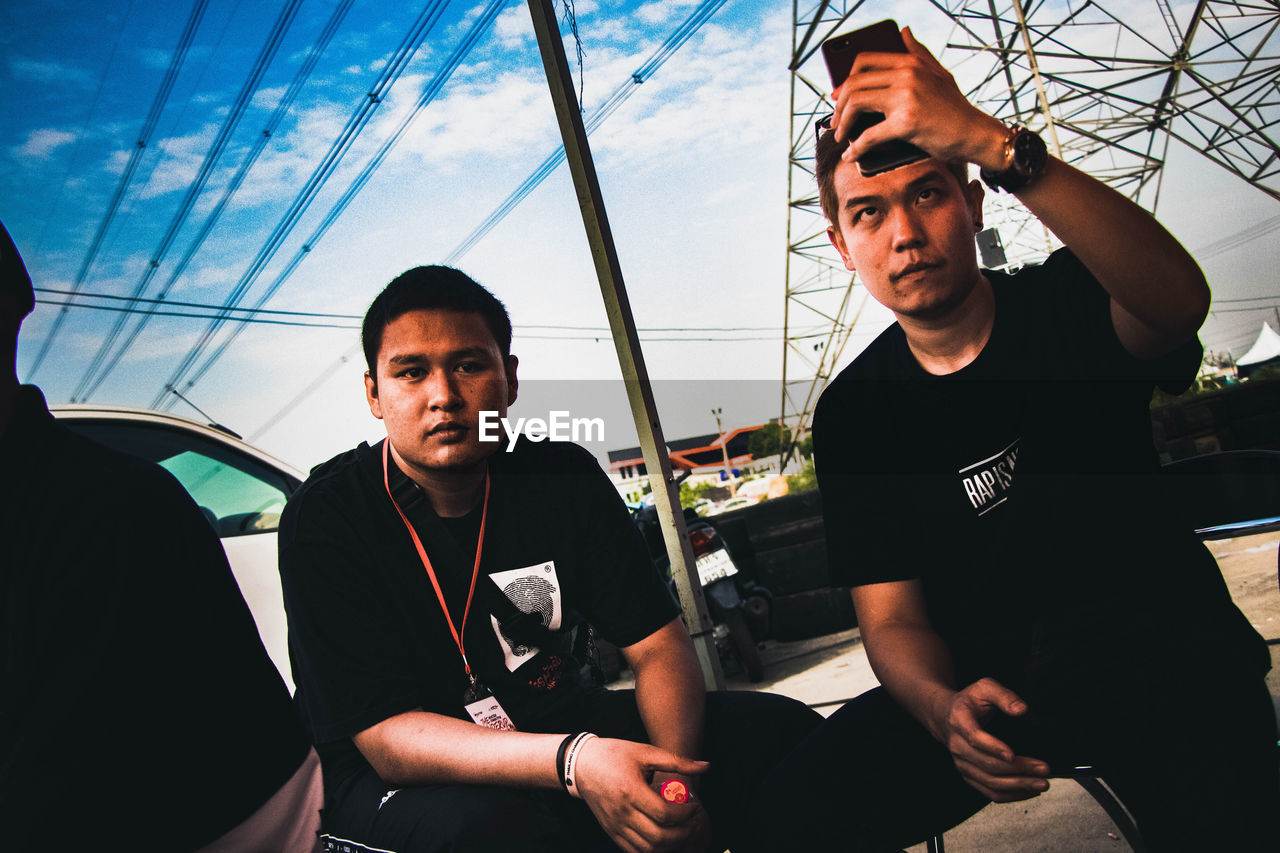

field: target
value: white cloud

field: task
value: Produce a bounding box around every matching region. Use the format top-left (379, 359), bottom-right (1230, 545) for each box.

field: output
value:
top-left (635, 0), bottom-right (699, 26)
top-left (135, 43), bottom-right (208, 71)
top-left (251, 85), bottom-right (288, 111)
top-left (492, 3), bottom-right (533, 50)
top-left (15, 128), bottom-right (77, 159)
top-left (135, 126), bottom-right (221, 199)
top-left (137, 47), bottom-right (173, 71)
top-left (8, 57), bottom-right (93, 86)
top-left (383, 70), bottom-right (557, 166)
top-left (104, 147), bottom-right (131, 177)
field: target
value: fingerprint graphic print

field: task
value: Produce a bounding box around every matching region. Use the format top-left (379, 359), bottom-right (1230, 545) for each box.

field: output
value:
top-left (498, 576), bottom-right (556, 656)
top-left (488, 561), bottom-right (563, 671)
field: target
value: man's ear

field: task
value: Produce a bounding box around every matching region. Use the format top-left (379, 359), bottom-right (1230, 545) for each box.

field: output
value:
top-left (504, 354), bottom-right (519, 407)
top-left (966, 179), bottom-right (986, 230)
top-left (364, 370), bottom-right (383, 420)
top-left (827, 225), bottom-right (856, 272)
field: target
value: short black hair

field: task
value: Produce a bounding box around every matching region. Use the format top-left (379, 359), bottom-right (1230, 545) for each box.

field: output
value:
top-left (1, 220), bottom-right (34, 320)
top-left (361, 265), bottom-right (512, 374)
top-left (814, 128), bottom-right (969, 226)
top-left (815, 127), bottom-right (849, 227)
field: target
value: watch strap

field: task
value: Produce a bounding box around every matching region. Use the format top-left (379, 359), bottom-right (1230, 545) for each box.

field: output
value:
top-left (980, 125), bottom-right (1047, 193)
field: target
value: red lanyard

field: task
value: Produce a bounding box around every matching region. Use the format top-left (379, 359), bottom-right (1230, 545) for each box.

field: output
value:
top-left (382, 439), bottom-right (491, 678)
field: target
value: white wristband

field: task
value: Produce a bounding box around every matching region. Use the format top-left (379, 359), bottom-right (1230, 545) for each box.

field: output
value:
top-left (562, 732), bottom-right (597, 799)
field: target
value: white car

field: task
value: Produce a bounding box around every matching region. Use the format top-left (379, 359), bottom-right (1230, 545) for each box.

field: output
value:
top-left (703, 495), bottom-right (761, 517)
top-left (51, 405), bottom-right (304, 691)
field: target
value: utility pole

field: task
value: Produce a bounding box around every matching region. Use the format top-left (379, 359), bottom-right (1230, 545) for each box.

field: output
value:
top-left (526, 0), bottom-right (722, 689)
top-left (712, 407), bottom-right (736, 497)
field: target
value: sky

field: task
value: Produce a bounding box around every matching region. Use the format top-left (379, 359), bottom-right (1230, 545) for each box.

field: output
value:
top-left (3, 0), bottom-right (1278, 472)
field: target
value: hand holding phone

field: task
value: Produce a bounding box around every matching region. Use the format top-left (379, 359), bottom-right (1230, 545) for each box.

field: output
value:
top-left (819, 19), bottom-right (929, 176)
top-left (821, 23), bottom-right (1013, 177)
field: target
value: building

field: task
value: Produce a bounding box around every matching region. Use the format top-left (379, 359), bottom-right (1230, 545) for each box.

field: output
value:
top-left (607, 423), bottom-right (776, 503)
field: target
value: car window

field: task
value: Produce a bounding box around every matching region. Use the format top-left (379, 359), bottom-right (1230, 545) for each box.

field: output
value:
top-left (62, 420), bottom-right (296, 537)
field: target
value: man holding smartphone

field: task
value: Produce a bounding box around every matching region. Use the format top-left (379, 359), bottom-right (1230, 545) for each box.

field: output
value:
top-left (742, 24), bottom-right (1278, 851)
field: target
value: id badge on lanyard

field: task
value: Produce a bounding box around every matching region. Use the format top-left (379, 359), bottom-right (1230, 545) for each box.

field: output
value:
top-left (382, 440), bottom-right (518, 731)
top-left (463, 675), bottom-right (516, 730)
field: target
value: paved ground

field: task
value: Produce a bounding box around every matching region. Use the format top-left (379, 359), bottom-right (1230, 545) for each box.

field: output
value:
top-left (711, 528), bottom-right (1280, 852)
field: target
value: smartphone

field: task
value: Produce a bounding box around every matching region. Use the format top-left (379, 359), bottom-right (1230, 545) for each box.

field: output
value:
top-left (820, 19), bottom-right (928, 176)
top-left (984, 709), bottom-right (1090, 777)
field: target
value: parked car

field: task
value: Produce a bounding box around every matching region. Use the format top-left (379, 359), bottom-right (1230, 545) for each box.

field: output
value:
top-left (51, 405), bottom-right (304, 690)
top-left (703, 495), bottom-right (760, 517)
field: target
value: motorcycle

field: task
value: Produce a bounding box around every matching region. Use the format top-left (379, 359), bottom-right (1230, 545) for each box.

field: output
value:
top-left (633, 505), bottom-right (769, 682)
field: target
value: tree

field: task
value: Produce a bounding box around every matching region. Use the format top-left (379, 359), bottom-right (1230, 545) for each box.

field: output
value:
top-left (786, 460), bottom-right (818, 494)
top-left (679, 479), bottom-right (723, 509)
top-left (748, 422), bottom-right (791, 459)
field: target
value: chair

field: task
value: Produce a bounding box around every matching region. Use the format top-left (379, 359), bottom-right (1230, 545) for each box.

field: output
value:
top-left (926, 449), bottom-right (1280, 853)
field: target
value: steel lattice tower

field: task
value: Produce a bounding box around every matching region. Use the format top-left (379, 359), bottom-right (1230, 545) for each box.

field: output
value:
top-left (780, 0), bottom-right (1280, 462)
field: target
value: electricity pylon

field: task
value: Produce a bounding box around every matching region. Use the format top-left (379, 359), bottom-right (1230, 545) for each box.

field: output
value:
top-left (780, 0), bottom-right (1280, 460)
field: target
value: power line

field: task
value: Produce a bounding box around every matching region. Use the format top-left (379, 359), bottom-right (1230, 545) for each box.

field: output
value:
top-left (33, 298), bottom-right (358, 329)
top-left (85, 0), bottom-right (355, 400)
top-left (29, 0), bottom-right (137, 260)
top-left (247, 0), bottom-right (733, 440)
top-left (35, 287), bottom-right (359, 318)
top-left (519, 333), bottom-right (781, 342)
top-left (1193, 214), bottom-right (1280, 261)
top-left (35, 285), bottom-right (785, 330)
top-left (1208, 305), bottom-right (1280, 314)
top-left (443, 0), bottom-right (729, 264)
top-left (72, 0), bottom-right (307, 402)
top-left (152, 0), bottom-right (452, 410)
top-left (37, 294), bottom-right (783, 340)
top-left (29, 0), bottom-right (212, 378)
top-left (175, 0), bottom-right (513, 403)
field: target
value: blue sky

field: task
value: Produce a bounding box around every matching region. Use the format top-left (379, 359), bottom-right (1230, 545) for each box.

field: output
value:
top-left (3, 0), bottom-right (1278, 470)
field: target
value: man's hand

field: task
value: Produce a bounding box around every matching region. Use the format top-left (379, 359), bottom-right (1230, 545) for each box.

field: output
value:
top-left (933, 677), bottom-right (1051, 802)
top-left (830, 26), bottom-right (1008, 170)
top-left (653, 771), bottom-right (712, 853)
top-left (575, 737), bottom-right (711, 853)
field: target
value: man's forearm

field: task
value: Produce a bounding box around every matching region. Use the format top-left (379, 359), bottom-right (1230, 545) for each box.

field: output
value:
top-left (954, 116), bottom-right (1207, 350)
top-left (861, 620), bottom-right (961, 744)
top-left (624, 618), bottom-right (707, 762)
top-left (1014, 156), bottom-right (1209, 350)
top-left (633, 640), bottom-right (706, 761)
top-left (354, 709), bottom-right (564, 788)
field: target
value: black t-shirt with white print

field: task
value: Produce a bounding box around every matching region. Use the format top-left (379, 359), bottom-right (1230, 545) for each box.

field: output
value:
top-left (279, 437), bottom-right (679, 788)
top-left (813, 248), bottom-right (1265, 693)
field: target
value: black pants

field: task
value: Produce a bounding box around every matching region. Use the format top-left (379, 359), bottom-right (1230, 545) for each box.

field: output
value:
top-left (321, 689), bottom-right (823, 852)
top-left (739, 674), bottom-right (1280, 852)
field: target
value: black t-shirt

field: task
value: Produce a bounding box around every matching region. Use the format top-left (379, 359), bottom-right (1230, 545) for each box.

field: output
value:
top-left (1, 386), bottom-right (308, 849)
top-left (813, 249), bottom-right (1266, 691)
top-left (279, 437), bottom-right (679, 786)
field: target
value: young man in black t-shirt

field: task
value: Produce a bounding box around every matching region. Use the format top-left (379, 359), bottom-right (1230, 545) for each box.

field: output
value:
top-left (740, 24), bottom-right (1278, 852)
top-left (279, 266), bottom-right (820, 853)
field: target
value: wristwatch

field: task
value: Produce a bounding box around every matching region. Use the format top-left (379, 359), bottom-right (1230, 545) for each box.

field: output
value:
top-left (980, 125), bottom-right (1048, 193)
